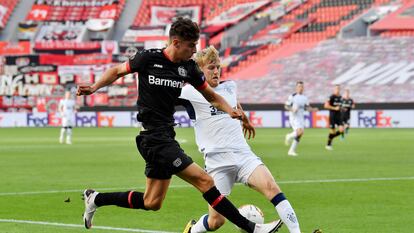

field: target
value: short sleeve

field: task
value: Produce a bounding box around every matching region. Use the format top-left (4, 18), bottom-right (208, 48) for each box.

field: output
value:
top-left (127, 50), bottom-right (148, 73)
top-left (229, 81), bottom-right (237, 94)
top-left (187, 60), bottom-right (207, 90)
top-left (179, 85), bottom-right (192, 101)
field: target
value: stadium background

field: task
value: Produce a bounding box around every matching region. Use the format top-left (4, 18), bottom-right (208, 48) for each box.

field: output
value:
top-left (0, 0), bottom-right (413, 232)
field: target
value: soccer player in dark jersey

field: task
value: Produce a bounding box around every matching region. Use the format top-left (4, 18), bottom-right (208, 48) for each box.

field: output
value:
top-left (77, 18), bottom-right (281, 233)
top-left (324, 85), bottom-right (344, 150)
top-left (340, 89), bottom-right (355, 138)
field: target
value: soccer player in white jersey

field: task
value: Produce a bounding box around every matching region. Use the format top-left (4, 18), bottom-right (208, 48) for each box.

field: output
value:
top-left (284, 81), bottom-right (318, 156)
top-left (59, 91), bottom-right (76, 144)
top-left (179, 46), bottom-right (300, 233)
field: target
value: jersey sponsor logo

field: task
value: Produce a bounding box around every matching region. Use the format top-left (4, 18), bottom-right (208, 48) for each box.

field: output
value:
top-left (153, 64), bottom-right (163, 68)
top-left (148, 75), bottom-right (184, 88)
top-left (178, 66), bottom-right (187, 77)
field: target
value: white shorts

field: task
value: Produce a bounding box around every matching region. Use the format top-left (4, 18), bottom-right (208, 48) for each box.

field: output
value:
top-left (62, 116), bottom-right (74, 127)
top-left (204, 150), bottom-right (263, 196)
top-left (290, 118), bottom-right (304, 131)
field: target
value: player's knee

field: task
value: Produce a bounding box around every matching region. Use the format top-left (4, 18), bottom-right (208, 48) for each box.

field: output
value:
top-left (209, 215), bottom-right (226, 230)
top-left (144, 198), bottom-right (163, 211)
top-left (297, 130), bottom-right (304, 137)
top-left (263, 180), bottom-right (281, 198)
top-left (198, 174), bottom-right (215, 193)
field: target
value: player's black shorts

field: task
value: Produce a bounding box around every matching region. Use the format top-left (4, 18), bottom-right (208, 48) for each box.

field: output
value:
top-left (135, 127), bottom-right (193, 179)
top-left (341, 112), bottom-right (350, 125)
top-left (329, 113), bottom-right (343, 129)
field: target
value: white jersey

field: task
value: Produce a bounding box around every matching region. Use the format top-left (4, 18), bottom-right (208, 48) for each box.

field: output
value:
top-left (179, 81), bottom-right (250, 154)
top-left (285, 93), bottom-right (309, 121)
top-left (59, 99), bottom-right (76, 118)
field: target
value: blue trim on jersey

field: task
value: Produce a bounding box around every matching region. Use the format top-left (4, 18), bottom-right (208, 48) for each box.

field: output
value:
top-left (177, 98), bottom-right (196, 120)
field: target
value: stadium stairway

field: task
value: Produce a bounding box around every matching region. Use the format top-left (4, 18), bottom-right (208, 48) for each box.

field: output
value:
top-left (112, 0), bottom-right (143, 41)
top-left (0, 0), bottom-right (34, 41)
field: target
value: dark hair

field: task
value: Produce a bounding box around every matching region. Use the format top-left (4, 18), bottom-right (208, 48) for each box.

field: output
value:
top-left (296, 81), bottom-right (304, 85)
top-left (169, 17), bottom-right (200, 41)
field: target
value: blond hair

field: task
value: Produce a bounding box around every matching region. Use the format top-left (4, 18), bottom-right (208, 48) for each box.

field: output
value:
top-left (195, 45), bottom-right (219, 68)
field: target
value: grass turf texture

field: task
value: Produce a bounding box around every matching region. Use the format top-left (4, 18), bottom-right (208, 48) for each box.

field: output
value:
top-left (0, 127), bottom-right (413, 233)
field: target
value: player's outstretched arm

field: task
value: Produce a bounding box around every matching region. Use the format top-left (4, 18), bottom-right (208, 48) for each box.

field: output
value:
top-left (198, 85), bottom-right (242, 119)
top-left (77, 62), bottom-right (130, 96)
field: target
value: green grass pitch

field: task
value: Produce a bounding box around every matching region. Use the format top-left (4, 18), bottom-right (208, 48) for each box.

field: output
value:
top-left (0, 127), bottom-right (413, 233)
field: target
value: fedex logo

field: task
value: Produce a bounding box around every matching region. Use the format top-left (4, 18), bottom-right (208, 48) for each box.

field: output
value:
top-left (358, 111), bottom-right (393, 128)
top-left (248, 111), bottom-right (263, 127)
top-left (48, 113), bottom-right (62, 126)
top-left (97, 113), bottom-right (115, 127)
top-left (27, 113), bottom-right (48, 127)
top-left (75, 112), bottom-right (116, 127)
top-left (76, 113), bottom-right (97, 127)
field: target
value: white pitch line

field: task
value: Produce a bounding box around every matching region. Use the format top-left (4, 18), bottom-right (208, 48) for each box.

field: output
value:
top-left (1, 176), bottom-right (413, 196)
top-left (0, 219), bottom-right (178, 233)
top-left (0, 184), bottom-right (190, 196)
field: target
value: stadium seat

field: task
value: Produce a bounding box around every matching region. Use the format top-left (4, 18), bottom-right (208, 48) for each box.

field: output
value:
top-left (0, 0), bottom-right (20, 29)
top-left (26, 0), bottom-right (126, 22)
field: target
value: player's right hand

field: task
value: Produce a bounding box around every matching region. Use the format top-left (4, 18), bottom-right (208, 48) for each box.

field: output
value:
top-left (230, 108), bottom-right (243, 120)
top-left (77, 85), bottom-right (96, 96)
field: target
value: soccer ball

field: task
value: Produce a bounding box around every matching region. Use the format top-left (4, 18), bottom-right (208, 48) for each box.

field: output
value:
top-left (236, 204), bottom-right (265, 232)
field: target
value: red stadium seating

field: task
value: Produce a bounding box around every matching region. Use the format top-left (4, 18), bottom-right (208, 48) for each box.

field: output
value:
top-left (131, 0), bottom-right (258, 27)
top-left (0, 0), bottom-right (20, 29)
top-left (381, 30), bottom-right (414, 37)
top-left (26, 0), bottom-right (126, 22)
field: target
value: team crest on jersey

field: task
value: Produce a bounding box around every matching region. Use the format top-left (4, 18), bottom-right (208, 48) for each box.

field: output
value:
top-left (178, 66), bottom-right (187, 77)
top-left (224, 87), bottom-right (233, 95)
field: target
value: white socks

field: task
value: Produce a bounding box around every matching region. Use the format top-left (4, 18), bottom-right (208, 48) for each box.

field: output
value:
top-left (59, 128), bottom-right (66, 143)
top-left (275, 200), bottom-right (301, 233)
top-left (289, 139), bottom-right (299, 152)
top-left (287, 131), bottom-right (297, 141)
top-left (191, 214), bottom-right (209, 233)
top-left (60, 128), bottom-right (72, 144)
top-left (66, 128), bottom-right (72, 144)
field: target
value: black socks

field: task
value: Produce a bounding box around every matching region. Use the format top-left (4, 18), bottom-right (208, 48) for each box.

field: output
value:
top-left (95, 191), bottom-right (147, 210)
top-left (203, 186), bottom-right (255, 233)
